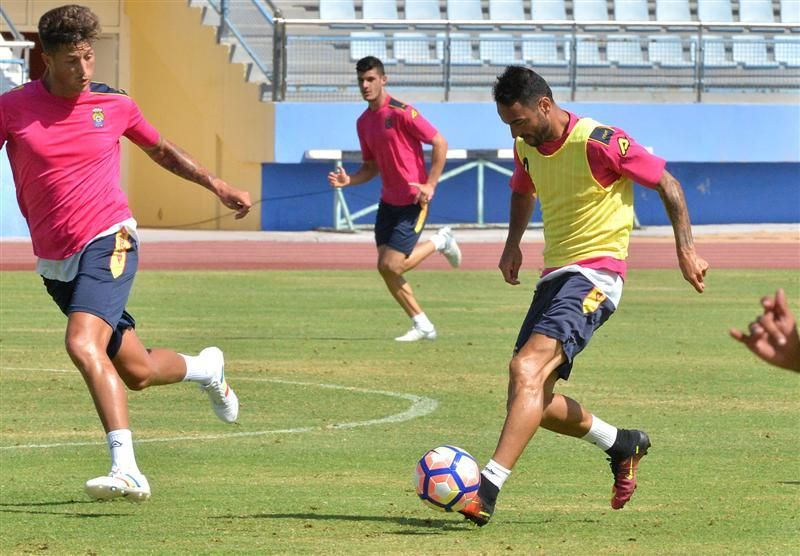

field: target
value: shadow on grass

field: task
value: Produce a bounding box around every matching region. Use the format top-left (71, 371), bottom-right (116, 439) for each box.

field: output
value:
top-left (0, 500), bottom-right (133, 518)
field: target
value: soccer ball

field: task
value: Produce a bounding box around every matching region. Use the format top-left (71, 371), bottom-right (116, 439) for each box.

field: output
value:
top-left (415, 445), bottom-right (480, 512)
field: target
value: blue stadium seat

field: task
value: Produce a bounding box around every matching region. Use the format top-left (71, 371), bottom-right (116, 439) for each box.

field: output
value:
top-left (350, 32), bottom-right (395, 62)
top-left (394, 32), bottom-right (438, 65)
top-left (606, 34), bottom-right (649, 66)
top-left (648, 35), bottom-right (694, 67)
top-left (489, 0), bottom-right (525, 21)
top-left (447, 0), bottom-right (485, 21)
top-left (320, 0), bottom-right (356, 20)
top-left (573, 0), bottom-right (610, 21)
top-left (774, 35), bottom-right (800, 66)
top-left (697, 0), bottom-right (733, 23)
top-left (479, 33), bottom-right (518, 64)
top-left (739, 0), bottom-right (775, 23)
top-left (522, 34), bottom-right (570, 66)
top-left (655, 0), bottom-right (692, 23)
top-left (530, 0), bottom-right (567, 21)
top-left (576, 35), bottom-right (609, 66)
top-left (614, 0), bottom-right (650, 22)
top-left (436, 32), bottom-right (482, 64)
top-left (363, 0), bottom-right (403, 27)
top-left (702, 36), bottom-right (736, 67)
top-left (732, 35), bottom-right (779, 67)
top-left (780, 0), bottom-right (800, 23)
top-left (404, 0), bottom-right (441, 20)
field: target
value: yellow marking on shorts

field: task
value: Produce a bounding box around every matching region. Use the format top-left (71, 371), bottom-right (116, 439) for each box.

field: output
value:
top-left (582, 287), bottom-right (607, 314)
top-left (109, 229), bottom-right (131, 279)
top-left (414, 203), bottom-right (429, 234)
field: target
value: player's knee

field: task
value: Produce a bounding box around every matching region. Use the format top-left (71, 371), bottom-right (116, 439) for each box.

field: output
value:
top-left (377, 258), bottom-right (401, 277)
top-left (64, 332), bottom-right (104, 366)
top-left (508, 355), bottom-right (547, 391)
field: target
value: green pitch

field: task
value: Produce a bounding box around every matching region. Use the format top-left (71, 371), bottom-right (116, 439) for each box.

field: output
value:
top-left (0, 269), bottom-right (798, 554)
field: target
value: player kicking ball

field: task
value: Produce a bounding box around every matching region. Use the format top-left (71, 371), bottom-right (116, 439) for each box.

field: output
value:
top-left (459, 67), bottom-right (709, 525)
top-left (0, 5), bottom-right (250, 502)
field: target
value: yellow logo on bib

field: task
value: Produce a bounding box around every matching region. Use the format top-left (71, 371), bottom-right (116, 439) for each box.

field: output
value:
top-left (582, 287), bottom-right (607, 314)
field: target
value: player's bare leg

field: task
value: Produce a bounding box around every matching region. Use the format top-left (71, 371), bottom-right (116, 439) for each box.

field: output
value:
top-left (378, 246), bottom-right (437, 341)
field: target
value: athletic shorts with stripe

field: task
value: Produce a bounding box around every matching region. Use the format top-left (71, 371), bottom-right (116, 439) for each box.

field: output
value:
top-left (374, 200), bottom-right (428, 257)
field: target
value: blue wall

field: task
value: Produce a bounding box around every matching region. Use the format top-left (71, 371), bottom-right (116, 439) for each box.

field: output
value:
top-left (265, 102), bottom-right (800, 230)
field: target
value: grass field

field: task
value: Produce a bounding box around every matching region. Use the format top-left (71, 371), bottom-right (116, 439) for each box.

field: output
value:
top-left (0, 268), bottom-right (798, 555)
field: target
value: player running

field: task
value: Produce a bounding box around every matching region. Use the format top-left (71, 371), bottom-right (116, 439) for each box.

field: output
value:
top-left (328, 56), bottom-right (461, 342)
top-left (460, 66), bottom-right (709, 525)
top-left (0, 5), bottom-right (250, 502)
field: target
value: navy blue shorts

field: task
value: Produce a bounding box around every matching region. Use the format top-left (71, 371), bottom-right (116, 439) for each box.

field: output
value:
top-left (514, 272), bottom-right (616, 380)
top-left (374, 200), bottom-right (428, 256)
top-left (42, 230), bottom-right (138, 359)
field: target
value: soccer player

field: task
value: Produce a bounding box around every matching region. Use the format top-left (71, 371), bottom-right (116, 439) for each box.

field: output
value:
top-left (0, 5), bottom-right (251, 502)
top-left (730, 289), bottom-right (800, 372)
top-left (327, 56), bottom-right (461, 342)
top-left (459, 66), bottom-right (710, 526)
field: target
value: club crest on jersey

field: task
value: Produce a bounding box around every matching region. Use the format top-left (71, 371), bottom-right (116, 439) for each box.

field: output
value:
top-left (385, 117), bottom-right (393, 129)
top-left (91, 107), bottom-right (105, 128)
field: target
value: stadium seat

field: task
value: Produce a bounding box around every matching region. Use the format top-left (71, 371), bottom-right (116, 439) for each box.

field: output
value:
top-left (362, 0), bottom-right (402, 27)
top-left (606, 34), bottom-right (649, 66)
top-left (655, 0), bottom-right (692, 23)
top-left (350, 32), bottom-right (395, 62)
top-left (774, 35), bottom-right (800, 66)
top-left (489, 0), bottom-right (525, 21)
top-left (648, 35), bottom-right (695, 67)
top-left (780, 0), bottom-right (800, 23)
top-left (739, 0), bottom-right (775, 23)
top-left (732, 35), bottom-right (780, 67)
top-left (522, 34), bottom-right (570, 66)
top-left (697, 0), bottom-right (733, 23)
top-left (614, 0), bottom-right (651, 22)
top-left (702, 36), bottom-right (737, 67)
top-left (573, 0), bottom-right (610, 21)
top-left (530, 0), bottom-right (567, 21)
top-left (479, 33), bottom-right (518, 64)
top-left (447, 0), bottom-right (485, 21)
top-left (320, 0), bottom-right (356, 20)
top-left (436, 32), bottom-right (482, 64)
top-left (394, 32), bottom-right (438, 65)
top-left (576, 35), bottom-right (609, 66)
top-left (404, 0), bottom-right (441, 21)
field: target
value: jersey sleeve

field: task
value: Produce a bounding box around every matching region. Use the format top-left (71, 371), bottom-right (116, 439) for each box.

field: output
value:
top-left (509, 143), bottom-right (536, 194)
top-left (587, 126), bottom-right (665, 189)
top-left (403, 106), bottom-right (438, 144)
top-left (123, 98), bottom-right (160, 148)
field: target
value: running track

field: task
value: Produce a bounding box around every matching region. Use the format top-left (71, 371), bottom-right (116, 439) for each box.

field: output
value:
top-left (1, 233), bottom-right (797, 271)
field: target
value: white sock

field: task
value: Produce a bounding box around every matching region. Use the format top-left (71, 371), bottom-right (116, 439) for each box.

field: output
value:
top-left (180, 352), bottom-right (212, 384)
top-left (482, 459), bottom-right (512, 490)
top-left (581, 414), bottom-right (618, 451)
top-left (412, 312), bottom-right (434, 331)
top-left (107, 429), bottom-right (140, 474)
top-left (430, 232), bottom-right (446, 251)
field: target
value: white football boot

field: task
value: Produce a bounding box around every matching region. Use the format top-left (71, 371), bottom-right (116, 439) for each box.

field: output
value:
top-left (85, 470), bottom-right (151, 503)
top-left (436, 226), bottom-right (462, 268)
top-left (395, 325), bottom-right (438, 342)
top-left (198, 347), bottom-right (239, 423)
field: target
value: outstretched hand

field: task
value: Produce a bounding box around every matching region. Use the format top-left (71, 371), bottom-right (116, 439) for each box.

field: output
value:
top-left (212, 177), bottom-right (251, 219)
top-left (328, 167), bottom-right (350, 188)
top-left (729, 288), bottom-right (800, 372)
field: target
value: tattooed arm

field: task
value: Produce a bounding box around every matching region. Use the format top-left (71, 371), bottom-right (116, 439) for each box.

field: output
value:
top-left (655, 170), bottom-right (709, 293)
top-left (142, 138), bottom-right (251, 219)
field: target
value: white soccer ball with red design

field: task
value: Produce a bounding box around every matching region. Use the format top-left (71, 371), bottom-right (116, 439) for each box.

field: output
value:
top-left (414, 445), bottom-right (480, 512)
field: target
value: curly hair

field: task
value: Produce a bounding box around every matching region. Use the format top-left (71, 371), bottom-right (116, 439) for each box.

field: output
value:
top-left (38, 5), bottom-right (101, 53)
top-left (493, 66), bottom-right (553, 107)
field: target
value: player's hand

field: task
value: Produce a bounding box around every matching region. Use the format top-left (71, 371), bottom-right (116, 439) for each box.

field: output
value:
top-left (328, 167), bottom-right (350, 188)
top-left (410, 182), bottom-right (435, 205)
top-left (678, 248), bottom-right (709, 293)
top-left (729, 289), bottom-right (800, 372)
top-left (498, 244), bottom-right (523, 285)
top-left (212, 178), bottom-right (251, 219)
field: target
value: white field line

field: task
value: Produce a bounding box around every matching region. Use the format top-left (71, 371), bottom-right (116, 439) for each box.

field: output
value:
top-left (0, 366), bottom-right (438, 450)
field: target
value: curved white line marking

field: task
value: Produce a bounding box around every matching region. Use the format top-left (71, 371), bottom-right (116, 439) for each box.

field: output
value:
top-left (0, 367), bottom-right (438, 450)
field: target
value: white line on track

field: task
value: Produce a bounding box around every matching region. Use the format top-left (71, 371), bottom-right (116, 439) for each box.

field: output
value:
top-left (0, 366), bottom-right (439, 450)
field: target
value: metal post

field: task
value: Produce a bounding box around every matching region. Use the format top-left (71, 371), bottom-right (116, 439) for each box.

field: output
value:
top-left (272, 18), bottom-right (285, 101)
top-left (569, 28), bottom-right (578, 101)
top-left (332, 158), bottom-right (342, 229)
top-left (218, 0), bottom-right (229, 43)
top-left (694, 26), bottom-right (704, 103)
top-left (443, 24), bottom-right (452, 102)
top-left (477, 160), bottom-right (485, 226)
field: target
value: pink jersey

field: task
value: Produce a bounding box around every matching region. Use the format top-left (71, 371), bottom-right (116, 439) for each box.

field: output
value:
top-left (509, 112), bottom-right (666, 279)
top-left (357, 95), bottom-right (439, 206)
top-left (0, 79), bottom-right (160, 260)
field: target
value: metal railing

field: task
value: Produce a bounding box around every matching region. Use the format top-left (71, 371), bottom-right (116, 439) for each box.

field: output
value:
top-left (0, 5), bottom-right (35, 91)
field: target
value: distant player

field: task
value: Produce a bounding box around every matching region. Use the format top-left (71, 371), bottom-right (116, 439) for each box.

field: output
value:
top-left (327, 56), bottom-right (461, 342)
top-left (460, 66), bottom-right (709, 525)
top-left (0, 5), bottom-right (251, 501)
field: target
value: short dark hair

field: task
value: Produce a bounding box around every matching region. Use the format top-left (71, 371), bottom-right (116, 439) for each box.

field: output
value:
top-left (356, 56), bottom-right (385, 75)
top-left (493, 66), bottom-right (553, 107)
top-left (38, 5), bottom-right (101, 53)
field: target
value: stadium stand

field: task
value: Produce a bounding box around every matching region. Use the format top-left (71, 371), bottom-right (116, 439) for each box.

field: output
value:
top-left (489, 0), bottom-right (526, 22)
top-left (521, 33), bottom-right (570, 65)
top-left (436, 32), bottom-right (482, 63)
top-left (394, 31), bottom-right (440, 63)
top-left (781, 0), bottom-right (800, 23)
top-left (530, 0), bottom-right (568, 21)
top-left (774, 34), bottom-right (800, 65)
top-left (320, 0), bottom-right (356, 20)
top-left (655, 0), bottom-right (693, 23)
top-left (702, 35), bottom-right (737, 66)
top-left (739, 0), bottom-right (777, 22)
top-left (614, 0), bottom-right (652, 21)
top-left (733, 33), bottom-right (780, 65)
top-left (404, 0), bottom-right (443, 22)
top-left (479, 32), bottom-right (519, 63)
top-left (350, 31), bottom-right (395, 62)
top-left (648, 34), bottom-right (696, 66)
top-left (607, 34), bottom-right (650, 66)
top-left (572, 0), bottom-right (611, 21)
top-left (575, 34), bottom-right (609, 65)
top-left (697, 0), bottom-right (734, 23)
